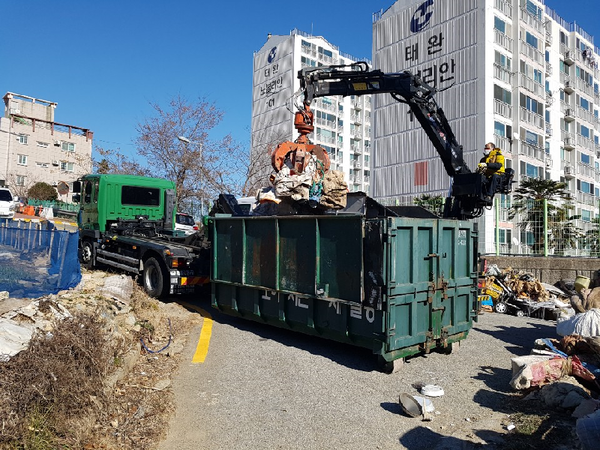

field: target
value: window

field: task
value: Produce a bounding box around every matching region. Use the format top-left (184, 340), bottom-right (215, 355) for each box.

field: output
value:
top-left (494, 84), bottom-right (512, 104)
top-left (560, 31), bottom-right (568, 47)
top-left (520, 93), bottom-right (543, 115)
top-left (121, 185), bottom-right (161, 206)
top-left (525, 32), bottom-right (539, 50)
top-left (579, 124), bottom-right (591, 139)
top-left (36, 141), bottom-right (49, 148)
top-left (494, 16), bottom-right (506, 34)
top-left (60, 161), bottom-right (74, 172)
top-left (18, 134), bottom-right (28, 144)
top-left (521, 161), bottom-right (542, 178)
top-left (301, 56), bottom-right (316, 67)
top-left (61, 141), bottom-right (75, 152)
top-left (495, 51), bottom-right (511, 70)
top-left (578, 180), bottom-right (594, 194)
top-left (495, 228), bottom-right (513, 245)
top-left (494, 121), bottom-right (512, 138)
top-left (582, 209), bottom-right (592, 222)
top-left (526, 0), bottom-right (542, 20)
top-left (579, 96), bottom-right (590, 111)
top-left (16, 175), bottom-right (25, 186)
top-left (17, 154), bottom-right (27, 166)
top-left (580, 152), bottom-right (591, 165)
top-left (524, 130), bottom-right (541, 146)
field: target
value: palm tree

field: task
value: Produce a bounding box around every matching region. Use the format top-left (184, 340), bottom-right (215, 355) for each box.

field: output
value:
top-left (509, 178), bottom-right (576, 254)
top-left (413, 194), bottom-right (445, 217)
top-left (582, 217), bottom-right (600, 257)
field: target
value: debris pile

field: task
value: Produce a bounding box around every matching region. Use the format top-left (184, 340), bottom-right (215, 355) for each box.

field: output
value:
top-left (509, 304), bottom-right (600, 449)
top-left (481, 265), bottom-right (571, 318)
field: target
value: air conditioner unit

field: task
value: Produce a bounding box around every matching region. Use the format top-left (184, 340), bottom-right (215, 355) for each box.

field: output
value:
top-left (52, 160), bottom-right (59, 166)
top-left (545, 160), bottom-right (552, 168)
top-left (9, 108), bottom-right (20, 115)
top-left (564, 165), bottom-right (573, 175)
top-left (52, 182), bottom-right (58, 187)
top-left (54, 140), bottom-right (61, 146)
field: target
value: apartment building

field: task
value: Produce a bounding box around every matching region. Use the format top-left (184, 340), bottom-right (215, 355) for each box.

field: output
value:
top-left (251, 30), bottom-right (372, 194)
top-left (0, 92), bottom-right (93, 199)
top-left (371, 0), bottom-right (600, 254)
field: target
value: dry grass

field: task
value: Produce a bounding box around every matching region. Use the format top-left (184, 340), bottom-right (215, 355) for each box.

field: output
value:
top-left (0, 277), bottom-right (201, 450)
top-left (0, 312), bottom-right (115, 448)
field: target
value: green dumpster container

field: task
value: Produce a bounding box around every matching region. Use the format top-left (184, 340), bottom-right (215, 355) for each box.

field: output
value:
top-left (209, 204), bottom-right (478, 370)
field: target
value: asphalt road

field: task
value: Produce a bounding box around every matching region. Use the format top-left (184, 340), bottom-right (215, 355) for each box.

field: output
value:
top-left (158, 296), bottom-right (558, 450)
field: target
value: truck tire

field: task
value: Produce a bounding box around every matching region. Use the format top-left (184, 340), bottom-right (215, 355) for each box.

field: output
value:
top-left (80, 240), bottom-right (95, 269)
top-left (143, 257), bottom-right (167, 298)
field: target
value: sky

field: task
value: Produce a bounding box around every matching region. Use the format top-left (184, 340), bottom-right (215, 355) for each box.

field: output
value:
top-left (0, 0), bottom-right (599, 162)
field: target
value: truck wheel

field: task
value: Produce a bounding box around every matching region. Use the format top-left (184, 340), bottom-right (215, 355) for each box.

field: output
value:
top-left (80, 240), bottom-right (95, 269)
top-left (143, 257), bottom-right (167, 298)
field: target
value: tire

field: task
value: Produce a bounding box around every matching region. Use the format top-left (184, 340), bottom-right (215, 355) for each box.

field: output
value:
top-left (80, 240), bottom-right (95, 269)
top-left (516, 310), bottom-right (525, 318)
top-left (143, 257), bottom-right (168, 298)
top-left (494, 302), bottom-right (508, 314)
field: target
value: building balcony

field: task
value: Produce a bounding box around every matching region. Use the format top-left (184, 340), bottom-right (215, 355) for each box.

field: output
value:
top-left (351, 113), bottom-right (362, 124)
top-left (576, 191), bottom-right (596, 207)
top-left (520, 42), bottom-right (544, 65)
top-left (545, 61), bottom-right (553, 76)
top-left (520, 107), bottom-right (544, 131)
top-left (494, 29), bottom-right (513, 52)
top-left (494, 0), bottom-right (512, 17)
top-left (564, 164), bottom-right (575, 179)
top-left (353, 160), bottom-right (362, 169)
top-left (545, 91), bottom-right (554, 106)
top-left (564, 80), bottom-right (575, 94)
top-left (493, 63), bottom-right (513, 84)
top-left (577, 134), bottom-right (595, 151)
top-left (519, 7), bottom-right (544, 34)
top-left (494, 99), bottom-right (512, 119)
top-left (563, 134), bottom-right (575, 150)
top-left (545, 123), bottom-right (552, 137)
top-left (577, 162), bottom-right (595, 179)
top-left (519, 73), bottom-right (544, 98)
top-left (564, 108), bottom-right (576, 122)
top-left (564, 51), bottom-right (575, 65)
top-left (518, 141), bottom-right (545, 161)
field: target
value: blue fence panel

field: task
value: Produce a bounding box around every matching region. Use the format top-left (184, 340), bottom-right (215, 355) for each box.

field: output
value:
top-left (0, 219), bottom-right (81, 298)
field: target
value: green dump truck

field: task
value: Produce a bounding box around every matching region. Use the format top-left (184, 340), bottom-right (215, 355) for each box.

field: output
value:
top-left (73, 174), bottom-right (208, 297)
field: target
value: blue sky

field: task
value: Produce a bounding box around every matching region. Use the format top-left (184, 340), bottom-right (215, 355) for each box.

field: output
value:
top-left (0, 0), bottom-right (598, 162)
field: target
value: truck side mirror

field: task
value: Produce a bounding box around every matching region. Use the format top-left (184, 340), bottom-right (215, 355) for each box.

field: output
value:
top-left (72, 181), bottom-right (81, 193)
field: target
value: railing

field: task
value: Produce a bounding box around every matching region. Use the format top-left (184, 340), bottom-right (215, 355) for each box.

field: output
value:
top-left (494, 29), bottom-right (513, 51)
top-left (315, 117), bottom-right (336, 129)
top-left (576, 191), bottom-right (596, 207)
top-left (577, 107), bottom-right (596, 126)
top-left (520, 107), bottom-right (544, 130)
top-left (520, 42), bottom-right (544, 65)
top-left (519, 73), bottom-right (544, 97)
top-left (518, 141), bottom-right (545, 161)
top-left (493, 63), bottom-right (513, 84)
top-left (575, 77), bottom-right (595, 97)
top-left (494, 0), bottom-right (512, 17)
top-left (494, 99), bottom-right (512, 119)
top-left (545, 61), bottom-right (553, 75)
top-left (577, 134), bottom-right (595, 151)
top-left (519, 7), bottom-right (544, 34)
top-left (350, 113), bottom-right (362, 124)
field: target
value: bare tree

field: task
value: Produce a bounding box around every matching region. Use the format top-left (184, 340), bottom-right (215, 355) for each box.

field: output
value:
top-left (93, 145), bottom-right (150, 176)
top-left (243, 128), bottom-right (290, 196)
top-left (135, 95), bottom-right (244, 209)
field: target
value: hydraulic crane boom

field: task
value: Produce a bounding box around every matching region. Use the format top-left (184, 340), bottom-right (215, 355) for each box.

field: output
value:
top-left (272, 62), bottom-right (511, 219)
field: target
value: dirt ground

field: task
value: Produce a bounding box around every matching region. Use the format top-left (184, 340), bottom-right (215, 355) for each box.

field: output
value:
top-left (0, 269), bottom-right (590, 449)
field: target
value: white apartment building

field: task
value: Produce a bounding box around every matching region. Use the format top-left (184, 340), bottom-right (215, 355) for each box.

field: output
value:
top-left (251, 30), bottom-right (372, 194)
top-left (371, 0), bottom-right (600, 255)
top-left (0, 92), bottom-right (93, 200)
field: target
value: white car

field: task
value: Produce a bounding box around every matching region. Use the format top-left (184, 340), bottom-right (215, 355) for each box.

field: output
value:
top-left (0, 188), bottom-right (16, 219)
top-left (175, 212), bottom-right (199, 235)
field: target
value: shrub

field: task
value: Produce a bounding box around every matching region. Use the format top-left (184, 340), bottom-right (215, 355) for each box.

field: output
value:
top-left (28, 182), bottom-right (58, 201)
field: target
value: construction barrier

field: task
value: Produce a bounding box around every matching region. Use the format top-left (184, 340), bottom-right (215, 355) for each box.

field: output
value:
top-left (0, 219), bottom-right (81, 298)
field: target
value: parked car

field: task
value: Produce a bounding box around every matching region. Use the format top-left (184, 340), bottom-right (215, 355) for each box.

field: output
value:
top-left (0, 188), bottom-right (16, 219)
top-left (175, 212), bottom-right (199, 235)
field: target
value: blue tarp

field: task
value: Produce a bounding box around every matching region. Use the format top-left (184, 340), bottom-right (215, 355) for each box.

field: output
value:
top-left (0, 219), bottom-right (81, 298)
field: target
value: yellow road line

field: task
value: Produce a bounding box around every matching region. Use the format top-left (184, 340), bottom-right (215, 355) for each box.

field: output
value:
top-left (177, 301), bottom-right (213, 364)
